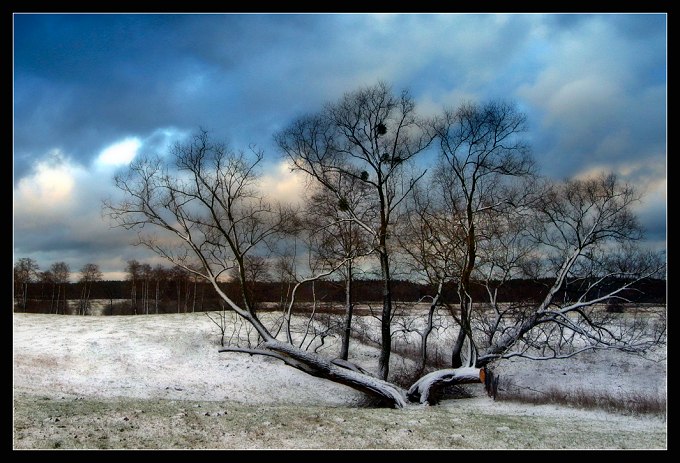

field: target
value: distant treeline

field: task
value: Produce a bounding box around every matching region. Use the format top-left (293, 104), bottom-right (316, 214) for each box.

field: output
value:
top-left (14, 277), bottom-right (666, 315)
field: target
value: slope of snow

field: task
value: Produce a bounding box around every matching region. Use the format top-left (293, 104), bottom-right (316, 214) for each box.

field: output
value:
top-left (13, 311), bottom-right (667, 402)
top-left (13, 312), bottom-right (369, 405)
top-left (13, 312), bottom-right (667, 449)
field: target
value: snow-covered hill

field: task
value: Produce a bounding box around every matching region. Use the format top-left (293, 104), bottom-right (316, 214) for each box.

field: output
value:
top-left (13, 312), bottom-right (667, 449)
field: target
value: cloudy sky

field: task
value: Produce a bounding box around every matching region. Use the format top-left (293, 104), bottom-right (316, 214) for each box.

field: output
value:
top-left (13, 13), bottom-right (667, 280)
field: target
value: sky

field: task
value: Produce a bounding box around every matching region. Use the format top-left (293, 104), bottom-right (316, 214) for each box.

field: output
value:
top-left (12, 13), bottom-right (667, 281)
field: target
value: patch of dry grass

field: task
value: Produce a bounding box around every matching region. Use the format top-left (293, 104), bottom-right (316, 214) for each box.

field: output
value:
top-left (12, 392), bottom-right (667, 450)
top-left (492, 376), bottom-right (666, 417)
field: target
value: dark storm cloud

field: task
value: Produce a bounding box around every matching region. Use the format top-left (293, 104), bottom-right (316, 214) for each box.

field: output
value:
top-left (13, 13), bottom-right (666, 276)
top-left (13, 13), bottom-right (344, 180)
top-left (14, 14), bottom-right (221, 175)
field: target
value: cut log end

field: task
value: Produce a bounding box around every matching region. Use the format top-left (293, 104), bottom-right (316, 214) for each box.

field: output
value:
top-left (479, 367), bottom-right (486, 385)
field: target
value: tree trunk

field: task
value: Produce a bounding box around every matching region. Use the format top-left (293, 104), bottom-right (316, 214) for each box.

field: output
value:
top-left (192, 280), bottom-right (197, 313)
top-left (58, 284), bottom-right (64, 315)
top-left (79, 285), bottom-right (86, 315)
top-left (478, 249), bottom-right (584, 366)
top-left (131, 281), bottom-right (137, 315)
top-left (450, 192), bottom-right (478, 368)
top-left (221, 336), bottom-right (483, 408)
top-left (200, 284), bottom-right (205, 311)
top-left (22, 283), bottom-right (28, 312)
top-left (50, 284), bottom-right (56, 314)
top-left (339, 262), bottom-right (353, 361)
top-left (407, 367), bottom-right (484, 405)
top-left (55, 285), bottom-right (61, 314)
top-left (85, 284), bottom-right (92, 315)
top-left (145, 280), bottom-right (148, 315)
top-left (418, 282), bottom-right (442, 375)
top-left (184, 280), bottom-right (191, 314)
top-left (450, 300), bottom-right (469, 368)
top-left (228, 339), bottom-right (410, 408)
top-left (378, 250), bottom-right (393, 381)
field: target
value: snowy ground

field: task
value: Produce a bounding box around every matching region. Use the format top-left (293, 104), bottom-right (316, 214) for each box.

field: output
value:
top-left (13, 311), bottom-right (667, 450)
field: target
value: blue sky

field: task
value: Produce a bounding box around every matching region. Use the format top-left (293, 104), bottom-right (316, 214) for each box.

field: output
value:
top-left (13, 13), bottom-right (667, 280)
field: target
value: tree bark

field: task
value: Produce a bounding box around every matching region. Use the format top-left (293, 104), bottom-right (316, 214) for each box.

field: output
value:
top-left (407, 367), bottom-right (484, 405)
top-left (58, 284), bottom-right (65, 315)
top-left (22, 283), bottom-right (28, 311)
top-left (192, 279), bottom-right (197, 313)
top-left (50, 284), bottom-right (56, 314)
top-left (85, 284), bottom-right (92, 315)
top-left (418, 282), bottom-right (442, 375)
top-left (265, 340), bottom-right (409, 408)
top-left (452, 201), bottom-right (477, 368)
top-left (339, 261), bottom-right (353, 361)
top-left (378, 249), bottom-right (393, 381)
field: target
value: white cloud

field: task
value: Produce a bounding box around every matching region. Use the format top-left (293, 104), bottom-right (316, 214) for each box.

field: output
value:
top-left (96, 137), bottom-right (141, 168)
top-left (14, 150), bottom-right (82, 224)
top-left (259, 161), bottom-right (310, 205)
top-left (14, 148), bottom-right (146, 260)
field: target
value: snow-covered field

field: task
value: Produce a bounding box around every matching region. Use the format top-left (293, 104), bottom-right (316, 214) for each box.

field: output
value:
top-left (13, 311), bottom-right (667, 450)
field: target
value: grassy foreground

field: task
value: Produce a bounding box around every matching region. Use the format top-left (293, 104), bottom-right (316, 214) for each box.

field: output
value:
top-left (13, 392), bottom-right (666, 450)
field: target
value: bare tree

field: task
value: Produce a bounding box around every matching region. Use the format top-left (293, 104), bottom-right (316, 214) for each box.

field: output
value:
top-left (126, 259), bottom-right (141, 315)
top-left (14, 257), bottom-right (40, 311)
top-left (151, 264), bottom-right (168, 314)
top-left (169, 266), bottom-right (188, 314)
top-left (78, 263), bottom-right (102, 315)
top-left (138, 263), bottom-right (152, 315)
top-left (432, 100), bottom-right (536, 368)
top-left (475, 173), bottom-right (666, 365)
top-left (275, 81), bottom-right (436, 380)
top-left (304, 175), bottom-right (373, 361)
top-left (50, 262), bottom-right (71, 315)
top-left (470, 201), bottom-right (539, 349)
top-left (105, 129), bottom-right (472, 408)
top-left (38, 269), bottom-right (53, 311)
top-left (397, 186), bottom-right (462, 375)
top-left (266, 197), bottom-right (376, 357)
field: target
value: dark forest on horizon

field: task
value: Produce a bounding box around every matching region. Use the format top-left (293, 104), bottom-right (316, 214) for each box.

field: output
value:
top-left (14, 277), bottom-right (667, 316)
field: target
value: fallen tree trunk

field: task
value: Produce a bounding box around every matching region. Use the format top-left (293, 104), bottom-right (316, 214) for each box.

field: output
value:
top-left (331, 358), bottom-right (374, 376)
top-left (265, 340), bottom-right (410, 408)
top-left (221, 341), bottom-right (488, 408)
top-left (221, 340), bottom-right (409, 408)
top-left (407, 367), bottom-right (485, 405)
